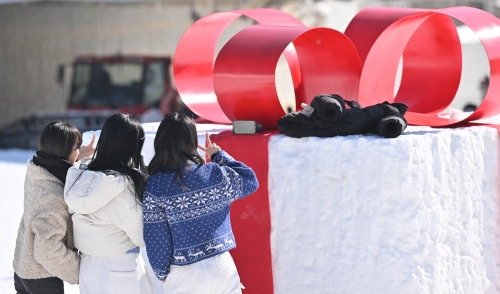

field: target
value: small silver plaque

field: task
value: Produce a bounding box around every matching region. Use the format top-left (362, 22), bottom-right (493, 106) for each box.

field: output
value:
top-left (232, 121), bottom-right (262, 134)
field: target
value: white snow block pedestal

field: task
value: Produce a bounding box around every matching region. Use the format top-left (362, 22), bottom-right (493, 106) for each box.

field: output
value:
top-left (268, 126), bottom-right (500, 293)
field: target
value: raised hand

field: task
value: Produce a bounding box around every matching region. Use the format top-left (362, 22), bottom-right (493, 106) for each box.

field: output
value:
top-left (77, 133), bottom-right (96, 161)
top-left (198, 133), bottom-right (221, 158)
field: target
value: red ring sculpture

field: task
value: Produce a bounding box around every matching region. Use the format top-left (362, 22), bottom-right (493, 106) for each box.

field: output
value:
top-left (346, 6), bottom-right (500, 126)
top-left (213, 25), bottom-right (362, 128)
top-left (175, 7), bottom-right (500, 128)
top-left (173, 9), bottom-right (304, 124)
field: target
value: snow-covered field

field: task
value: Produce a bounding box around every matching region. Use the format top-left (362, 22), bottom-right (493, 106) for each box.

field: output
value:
top-left (2, 122), bottom-right (500, 293)
top-left (0, 149), bottom-right (80, 293)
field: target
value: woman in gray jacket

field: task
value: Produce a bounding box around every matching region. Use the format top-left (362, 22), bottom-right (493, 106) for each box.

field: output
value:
top-left (13, 121), bottom-right (95, 294)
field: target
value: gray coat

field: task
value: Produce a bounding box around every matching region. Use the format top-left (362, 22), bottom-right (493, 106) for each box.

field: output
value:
top-left (13, 160), bottom-right (80, 284)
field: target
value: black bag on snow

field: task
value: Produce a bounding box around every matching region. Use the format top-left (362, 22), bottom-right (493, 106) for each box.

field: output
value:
top-left (277, 94), bottom-right (408, 139)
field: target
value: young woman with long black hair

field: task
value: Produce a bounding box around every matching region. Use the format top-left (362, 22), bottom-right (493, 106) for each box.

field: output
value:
top-left (143, 113), bottom-right (259, 293)
top-left (64, 113), bottom-right (153, 294)
top-left (13, 121), bottom-right (95, 294)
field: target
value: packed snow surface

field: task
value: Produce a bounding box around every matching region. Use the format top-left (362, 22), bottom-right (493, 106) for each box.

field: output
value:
top-left (268, 126), bottom-right (500, 293)
top-left (0, 150), bottom-right (80, 294)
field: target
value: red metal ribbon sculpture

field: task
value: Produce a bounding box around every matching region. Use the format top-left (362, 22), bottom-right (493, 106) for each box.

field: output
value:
top-left (175, 7), bottom-right (500, 127)
top-left (173, 9), bottom-right (304, 124)
top-left (214, 25), bottom-right (361, 128)
top-left (346, 6), bottom-right (500, 126)
top-left (174, 8), bottom-right (362, 128)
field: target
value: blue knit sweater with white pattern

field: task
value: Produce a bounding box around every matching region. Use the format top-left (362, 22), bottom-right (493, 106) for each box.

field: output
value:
top-left (143, 151), bottom-right (259, 281)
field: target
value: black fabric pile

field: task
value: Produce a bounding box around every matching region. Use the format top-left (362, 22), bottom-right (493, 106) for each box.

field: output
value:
top-left (277, 94), bottom-right (408, 139)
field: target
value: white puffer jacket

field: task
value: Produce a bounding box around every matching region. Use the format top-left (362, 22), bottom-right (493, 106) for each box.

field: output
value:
top-left (64, 159), bottom-right (146, 257)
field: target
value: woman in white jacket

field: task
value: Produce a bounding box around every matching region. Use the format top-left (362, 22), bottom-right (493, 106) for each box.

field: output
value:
top-left (64, 114), bottom-right (153, 294)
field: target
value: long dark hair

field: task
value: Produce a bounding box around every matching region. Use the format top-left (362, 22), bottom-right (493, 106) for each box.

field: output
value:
top-left (88, 114), bottom-right (146, 203)
top-left (148, 113), bottom-right (204, 188)
top-left (39, 121), bottom-right (82, 160)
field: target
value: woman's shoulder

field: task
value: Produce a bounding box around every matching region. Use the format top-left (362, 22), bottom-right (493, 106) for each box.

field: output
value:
top-left (145, 170), bottom-right (176, 190)
top-left (64, 167), bottom-right (128, 213)
top-left (26, 160), bottom-right (62, 184)
top-left (174, 163), bottom-right (223, 181)
top-left (67, 164), bottom-right (125, 183)
top-left (113, 183), bottom-right (140, 208)
top-left (182, 163), bottom-right (229, 188)
top-left (145, 164), bottom-right (214, 189)
top-left (25, 161), bottom-right (67, 209)
top-left (146, 172), bottom-right (169, 186)
top-left (199, 161), bottom-right (229, 176)
top-left (25, 161), bottom-right (65, 202)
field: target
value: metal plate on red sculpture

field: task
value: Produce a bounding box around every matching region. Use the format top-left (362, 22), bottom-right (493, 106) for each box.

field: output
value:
top-left (213, 25), bottom-right (362, 128)
top-left (346, 7), bottom-right (500, 126)
top-left (173, 9), bottom-right (304, 124)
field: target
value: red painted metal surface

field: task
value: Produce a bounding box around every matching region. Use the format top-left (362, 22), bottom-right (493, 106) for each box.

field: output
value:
top-left (173, 9), bottom-right (304, 124)
top-left (345, 8), bottom-right (424, 67)
top-left (176, 6), bottom-right (500, 128)
top-left (283, 43), bottom-right (302, 92)
top-left (210, 130), bottom-right (278, 294)
top-left (213, 25), bottom-right (361, 128)
top-left (346, 7), bottom-right (500, 126)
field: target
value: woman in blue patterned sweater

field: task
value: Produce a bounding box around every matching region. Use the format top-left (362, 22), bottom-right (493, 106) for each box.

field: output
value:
top-left (143, 113), bottom-right (259, 293)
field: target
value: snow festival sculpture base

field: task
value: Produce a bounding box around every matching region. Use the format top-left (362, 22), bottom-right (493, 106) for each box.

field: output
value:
top-left (125, 124), bottom-right (500, 294)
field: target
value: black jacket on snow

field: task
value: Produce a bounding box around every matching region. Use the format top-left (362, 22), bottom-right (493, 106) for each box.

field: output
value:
top-left (277, 94), bottom-right (408, 139)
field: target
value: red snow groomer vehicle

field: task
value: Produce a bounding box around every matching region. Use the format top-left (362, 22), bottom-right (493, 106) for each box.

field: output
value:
top-left (66, 55), bottom-right (179, 116)
top-left (0, 54), bottom-right (182, 149)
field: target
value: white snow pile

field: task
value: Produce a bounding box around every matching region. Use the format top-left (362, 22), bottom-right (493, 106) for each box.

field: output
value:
top-left (268, 125), bottom-right (500, 293)
top-left (83, 123), bottom-right (232, 165)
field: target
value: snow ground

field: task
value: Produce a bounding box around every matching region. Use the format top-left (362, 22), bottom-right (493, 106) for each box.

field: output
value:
top-left (0, 149), bottom-right (80, 294)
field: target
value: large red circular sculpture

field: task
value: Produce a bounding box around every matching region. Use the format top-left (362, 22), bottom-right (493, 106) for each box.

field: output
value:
top-left (176, 6), bottom-right (500, 128)
top-left (173, 9), bottom-right (304, 124)
top-left (213, 25), bottom-right (362, 128)
top-left (346, 7), bottom-right (500, 126)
